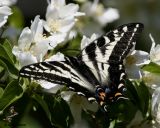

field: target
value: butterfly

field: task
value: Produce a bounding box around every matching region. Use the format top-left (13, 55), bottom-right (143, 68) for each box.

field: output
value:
top-left (19, 23), bottom-right (144, 112)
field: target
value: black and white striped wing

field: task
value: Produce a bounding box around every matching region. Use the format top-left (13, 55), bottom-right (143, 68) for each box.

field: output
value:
top-left (80, 23), bottom-right (144, 85)
top-left (19, 56), bottom-right (99, 99)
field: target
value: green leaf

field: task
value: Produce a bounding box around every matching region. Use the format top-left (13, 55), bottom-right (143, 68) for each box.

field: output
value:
top-left (109, 100), bottom-right (137, 126)
top-left (0, 40), bottom-right (19, 79)
top-left (125, 80), bottom-right (140, 104)
top-left (0, 87), bottom-right (4, 98)
top-left (32, 93), bottom-right (51, 122)
top-left (134, 81), bottom-right (150, 117)
top-left (2, 40), bottom-right (16, 62)
top-left (0, 65), bottom-right (5, 78)
top-left (0, 43), bottom-right (14, 65)
top-left (0, 80), bottom-right (23, 113)
top-left (126, 80), bottom-right (150, 117)
top-left (54, 35), bottom-right (81, 56)
top-left (6, 93), bottom-right (52, 128)
top-left (44, 95), bottom-right (73, 128)
top-left (0, 121), bottom-right (10, 128)
top-left (0, 59), bottom-right (18, 79)
top-left (142, 62), bottom-right (160, 75)
top-left (3, 40), bottom-right (12, 55)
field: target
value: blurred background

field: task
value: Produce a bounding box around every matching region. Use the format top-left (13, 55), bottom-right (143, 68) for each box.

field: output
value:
top-left (16, 0), bottom-right (160, 51)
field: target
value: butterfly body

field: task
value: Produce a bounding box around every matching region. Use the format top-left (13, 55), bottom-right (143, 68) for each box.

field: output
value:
top-left (19, 23), bottom-right (144, 112)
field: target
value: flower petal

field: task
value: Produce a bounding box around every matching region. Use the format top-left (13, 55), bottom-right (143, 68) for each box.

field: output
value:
top-left (58, 18), bottom-right (75, 33)
top-left (131, 50), bottom-right (150, 66)
top-left (30, 15), bottom-right (43, 41)
top-left (126, 65), bottom-right (143, 79)
top-left (143, 71), bottom-right (160, 89)
top-left (0, 6), bottom-right (12, 15)
top-left (97, 8), bottom-right (119, 26)
top-left (59, 4), bottom-right (81, 18)
top-left (152, 87), bottom-right (160, 125)
top-left (0, 6), bottom-right (12, 27)
top-left (46, 6), bottom-right (59, 20)
top-left (47, 33), bottom-right (67, 49)
top-left (13, 50), bottom-right (37, 66)
top-left (50, 0), bottom-right (65, 7)
top-left (46, 52), bottom-right (65, 61)
top-left (68, 30), bottom-right (77, 40)
top-left (61, 91), bottom-right (75, 102)
top-left (149, 34), bottom-right (156, 53)
top-left (18, 27), bottom-right (33, 50)
top-left (38, 80), bottom-right (63, 90)
top-left (0, 0), bottom-right (17, 6)
top-left (149, 34), bottom-right (160, 65)
top-left (81, 0), bottom-right (97, 16)
top-left (81, 33), bottom-right (98, 49)
top-left (30, 40), bottom-right (49, 62)
top-left (127, 111), bottom-right (144, 128)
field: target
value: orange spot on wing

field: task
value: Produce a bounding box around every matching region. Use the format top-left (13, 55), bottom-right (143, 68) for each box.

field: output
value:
top-left (100, 101), bottom-right (104, 106)
top-left (99, 92), bottom-right (105, 101)
top-left (115, 92), bottom-right (122, 97)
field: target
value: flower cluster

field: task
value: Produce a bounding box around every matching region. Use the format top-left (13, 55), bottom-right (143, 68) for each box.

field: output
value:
top-left (124, 34), bottom-right (160, 127)
top-left (79, 0), bottom-right (119, 36)
top-left (12, 0), bottom-right (84, 67)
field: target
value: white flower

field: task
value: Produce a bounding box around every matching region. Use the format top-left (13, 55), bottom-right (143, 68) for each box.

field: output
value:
top-left (61, 91), bottom-right (98, 128)
top-left (142, 34), bottom-right (160, 89)
top-left (79, 0), bottom-right (119, 35)
top-left (152, 87), bottom-right (160, 126)
top-left (125, 50), bottom-right (150, 79)
top-left (143, 72), bottom-right (160, 89)
top-left (81, 33), bottom-right (99, 49)
top-left (44, 0), bottom-right (85, 34)
top-left (149, 34), bottom-right (160, 65)
top-left (68, 30), bottom-right (77, 40)
top-left (45, 52), bottom-right (65, 61)
top-left (81, 0), bottom-right (119, 26)
top-left (47, 33), bottom-right (67, 49)
top-left (0, 0), bottom-right (17, 6)
top-left (38, 80), bottom-right (64, 91)
top-left (0, 6), bottom-right (12, 28)
top-left (12, 16), bottom-right (49, 67)
top-left (96, 8), bottom-right (119, 26)
top-left (127, 111), bottom-right (153, 128)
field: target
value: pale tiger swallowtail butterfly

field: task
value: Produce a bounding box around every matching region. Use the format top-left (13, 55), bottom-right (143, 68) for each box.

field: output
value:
top-left (19, 23), bottom-right (144, 112)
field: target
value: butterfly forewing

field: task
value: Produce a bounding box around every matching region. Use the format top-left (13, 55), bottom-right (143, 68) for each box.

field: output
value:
top-left (20, 56), bottom-right (97, 98)
top-left (80, 23), bottom-right (144, 84)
